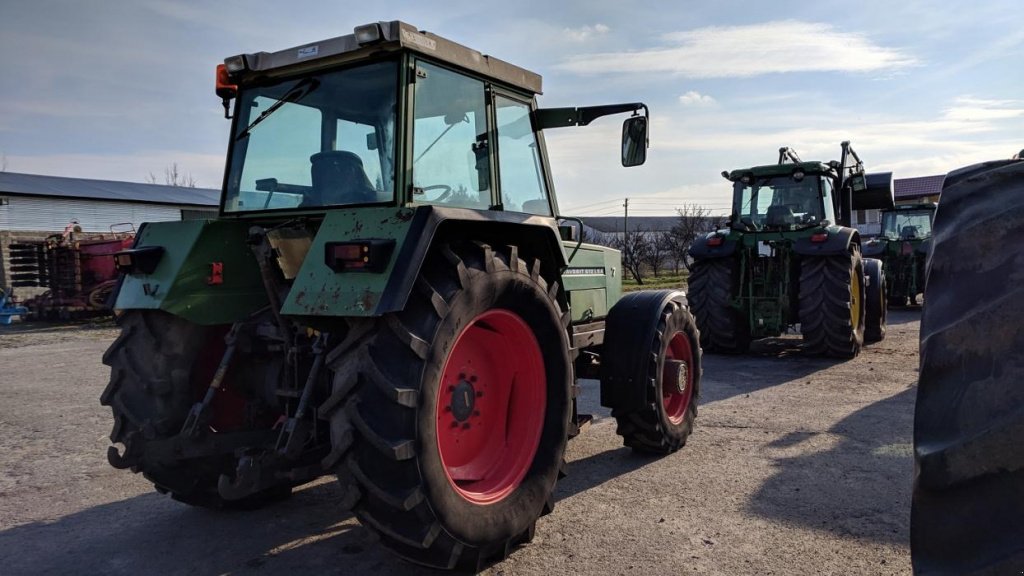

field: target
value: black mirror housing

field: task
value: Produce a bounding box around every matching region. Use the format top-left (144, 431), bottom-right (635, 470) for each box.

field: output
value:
top-left (621, 116), bottom-right (648, 167)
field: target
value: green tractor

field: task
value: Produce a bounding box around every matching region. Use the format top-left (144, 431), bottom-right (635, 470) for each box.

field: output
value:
top-left (102, 21), bottom-right (702, 571)
top-left (687, 143), bottom-right (894, 357)
top-left (862, 203), bottom-right (936, 306)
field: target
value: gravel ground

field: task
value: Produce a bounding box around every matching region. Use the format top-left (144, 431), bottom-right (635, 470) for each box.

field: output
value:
top-left (0, 311), bottom-right (921, 575)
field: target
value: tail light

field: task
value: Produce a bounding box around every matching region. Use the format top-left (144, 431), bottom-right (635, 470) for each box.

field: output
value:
top-left (113, 246), bottom-right (165, 275)
top-left (325, 240), bottom-right (395, 272)
top-left (810, 231), bottom-right (829, 243)
top-left (707, 235), bottom-right (725, 247)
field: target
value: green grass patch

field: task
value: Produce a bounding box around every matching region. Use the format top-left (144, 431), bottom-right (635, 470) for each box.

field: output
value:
top-left (622, 272), bottom-right (689, 292)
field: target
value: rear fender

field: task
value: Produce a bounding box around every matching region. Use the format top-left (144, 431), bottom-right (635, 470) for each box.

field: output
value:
top-left (793, 226), bottom-right (859, 257)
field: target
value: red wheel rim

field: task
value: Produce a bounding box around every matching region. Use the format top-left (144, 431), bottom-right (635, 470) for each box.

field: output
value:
top-left (436, 309), bottom-right (546, 505)
top-left (662, 331), bottom-right (694, 425)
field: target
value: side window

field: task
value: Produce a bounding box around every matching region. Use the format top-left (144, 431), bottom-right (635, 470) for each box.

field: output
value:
top-left (412, 62), bottom-right (490, 209)
top-left (820, 177), bottom-right (836, 222)
top-left (495, 96), bottom-right (550, 215)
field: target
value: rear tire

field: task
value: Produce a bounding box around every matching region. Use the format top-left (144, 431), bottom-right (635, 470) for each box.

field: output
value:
top-left (864, 258), bottom-right (886, 343)
top-left (320, 241), bottom-right (571, 571)
top-left (798, 245), bottom-right (866, 358)
top-left (913, 158), bottom-right (1024, 574)
top-left (687, 258), bottom-right (750, 353)
top-left (101, 310), bottom-right (290, 509)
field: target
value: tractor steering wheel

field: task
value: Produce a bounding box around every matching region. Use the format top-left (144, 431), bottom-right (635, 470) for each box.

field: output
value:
top-left (415, 184), bottom-right (454, 203)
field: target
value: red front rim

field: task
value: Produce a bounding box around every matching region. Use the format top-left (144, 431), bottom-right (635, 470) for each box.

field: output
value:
top-left (662, 331), bottom-right (694, 425)
top-left (436, 309), bottom-right (546, 505)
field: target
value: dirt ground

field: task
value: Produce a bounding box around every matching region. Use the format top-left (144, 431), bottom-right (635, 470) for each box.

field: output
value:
top-left (0, 311), bottom-right (921, 575)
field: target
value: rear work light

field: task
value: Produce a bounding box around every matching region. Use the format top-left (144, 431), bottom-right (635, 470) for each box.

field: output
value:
top-left (325, 240), bottom-right (395, 272)
top-left (810, 231), bottom-right (829, 243)
top-left (113, 246), bottom-right (164, 275)
top-left (706, 235), bottom-right (725, 247)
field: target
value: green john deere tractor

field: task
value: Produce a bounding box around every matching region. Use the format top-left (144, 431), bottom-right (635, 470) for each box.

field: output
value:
top-left (687, 143), bottom-right (894, 357)
top-left (102, 21), bottom-right (702, 571)
top-left (862, 203), bottom-right (936, 306)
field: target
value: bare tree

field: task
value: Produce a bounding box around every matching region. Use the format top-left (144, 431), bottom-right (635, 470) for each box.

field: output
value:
top-left (1, 152), bottom-right (7, 172)
top-left (615, 227), bottom-right (652, 284)
top-left (643, 231), bottom-right (669, 277)
top-left (668, 203), bottom-right (715, 270)
top-left (147, 163), bottom-right (197, 187)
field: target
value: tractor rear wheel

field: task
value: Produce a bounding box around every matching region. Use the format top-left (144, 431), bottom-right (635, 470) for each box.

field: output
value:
top-left (798, 246), bottom-right (866, 358)
top-left (101, 310), bottom-right (291, 509)
top-left (687, 258), bottom-right (750, 353)
top-left (320, 241), bottom-right (571, 571)
top-left (604, 293), bottom-right (701, 454)
top-left (913, 158), bottom-right (1024, 574)
top-left (864, 258), bottom-right (886, 343)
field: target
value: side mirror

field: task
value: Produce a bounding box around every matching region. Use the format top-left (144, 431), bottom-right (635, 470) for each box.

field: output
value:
top-left (621, 115), bottom-right (648, 167)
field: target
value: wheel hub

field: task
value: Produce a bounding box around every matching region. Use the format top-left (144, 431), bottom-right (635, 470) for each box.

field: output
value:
top-left (449, 377), bottom-right (477, 423)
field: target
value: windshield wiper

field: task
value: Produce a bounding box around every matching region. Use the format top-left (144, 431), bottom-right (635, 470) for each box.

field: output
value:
top-left (236, 78), bottom-right (320, 141)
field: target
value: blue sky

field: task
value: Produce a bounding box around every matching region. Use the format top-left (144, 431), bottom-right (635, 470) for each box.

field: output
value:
top-left (1, 1), bottom-right (1021, 215)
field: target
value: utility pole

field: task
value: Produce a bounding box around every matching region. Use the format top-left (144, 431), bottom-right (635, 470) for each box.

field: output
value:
top-left (623, 197), bottom-right (629, 236)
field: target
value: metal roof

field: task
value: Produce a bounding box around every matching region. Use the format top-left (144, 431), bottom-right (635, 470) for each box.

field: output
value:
top-left (580, 216), bottom-right (680, 234)
top-left (0, 172), bottom-right (219, 207)
top-left (894, 174), bottom-right (944, 200)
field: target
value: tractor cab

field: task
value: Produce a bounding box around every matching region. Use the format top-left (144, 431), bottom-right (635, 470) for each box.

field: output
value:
top-left (728, 163), bottom-right (837, 232)
top-left (880, 205), bottom-right (935, 241)
top-left (215, 21), bottom-right (648, 218)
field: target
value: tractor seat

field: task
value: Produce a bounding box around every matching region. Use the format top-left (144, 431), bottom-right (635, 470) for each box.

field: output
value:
top-left (765, 205), bottom-right (796, 228)
top-left (901, 225), bottom-right (918, 239)
top-left (308, 151), bottom-right (376, 206)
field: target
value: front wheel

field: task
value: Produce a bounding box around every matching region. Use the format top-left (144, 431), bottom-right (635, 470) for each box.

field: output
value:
top-left (320, 241), bottom-right (571, 571)
top-left (602, 292), bottom-right (702, 454)
top-left (864, 258), bottom-right (887, 343)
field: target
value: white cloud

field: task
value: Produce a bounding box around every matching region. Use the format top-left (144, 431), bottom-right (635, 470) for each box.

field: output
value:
top-left (942, 96), bottom-right (1024, 122)
top-left (558, 20), bottom-right (916, 77)
top-left (679, 91), bottom-right (716, 106)
top-left (563, 23), bottom-right (610, 42)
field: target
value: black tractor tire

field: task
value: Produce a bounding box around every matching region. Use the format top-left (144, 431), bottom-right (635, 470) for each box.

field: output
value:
top-left (603, 292), bottom-right (701, 454)
top-left (320, 241), bottom-right (571, 571)
top-left (913, 158), bottom-right (1024, 575)
top-left (798, 245), bottom-right (866, 358)
top-left (101, 310), bottom-right (291, 509)
top-left (687, 258), bottom-right (750, 353)
top-left (864, 258), bottom-right (886, 343)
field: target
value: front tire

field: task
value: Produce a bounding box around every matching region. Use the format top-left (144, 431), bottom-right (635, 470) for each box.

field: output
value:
top-left (605, 294), bottom-right (702, 454)
top-left (864, 258), bottom-right (886, 343)
top-left (798, 245), bottom-right (866, 358)
top-left (321, 241), bottom-right (571, 571)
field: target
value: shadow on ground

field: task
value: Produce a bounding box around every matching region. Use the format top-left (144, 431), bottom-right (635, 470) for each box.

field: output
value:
top-left (746, 387), bottom-right (915, 545)
top-left (0, 480), bottom-right (443, 576)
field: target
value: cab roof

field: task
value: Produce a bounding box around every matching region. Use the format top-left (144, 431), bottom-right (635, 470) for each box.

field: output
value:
top-left (223, 20), bottom-right (543, 94)
top-left (726, 161), bottom-right (833, 181)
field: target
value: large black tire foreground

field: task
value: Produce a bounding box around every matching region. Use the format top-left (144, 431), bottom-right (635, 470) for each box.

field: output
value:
top-left (101, 310), bottom-right (290, 509)
top-left (863, 257), bottom-right (886, 343)
top-left (602, 291), bottom-right (702, 454)
top-left (320, 241), bottom-right (571, 571)
top-left (912, 158), bottom-right (1024, 575)
top-left (798, 245), bottom-right (866, 358)
top-left (687, 258), bottom-right (750, 353)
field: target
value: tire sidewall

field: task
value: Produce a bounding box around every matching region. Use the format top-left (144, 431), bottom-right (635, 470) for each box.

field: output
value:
top-left (416, 267), bottom-right (571, 546)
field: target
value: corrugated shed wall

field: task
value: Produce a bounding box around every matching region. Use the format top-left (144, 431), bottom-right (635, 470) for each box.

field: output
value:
top-left (0, 196), bottom-right (214, 232)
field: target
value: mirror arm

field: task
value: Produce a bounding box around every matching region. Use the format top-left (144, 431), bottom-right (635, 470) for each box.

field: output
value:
top-left (534, 103), bottom-right (648, 129)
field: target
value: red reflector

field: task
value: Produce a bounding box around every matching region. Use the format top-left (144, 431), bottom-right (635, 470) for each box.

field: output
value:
top-left (811, 232), bottom-right (829, 243)
top-left (707, 236), bottom-right (724, 247)
top-left (901, 241), bottom-right (914, 255)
